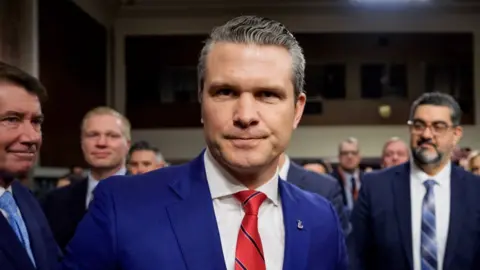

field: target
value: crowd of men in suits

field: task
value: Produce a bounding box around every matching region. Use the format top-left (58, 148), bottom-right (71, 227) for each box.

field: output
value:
top-left (1, 14), bottom-right (480, 270)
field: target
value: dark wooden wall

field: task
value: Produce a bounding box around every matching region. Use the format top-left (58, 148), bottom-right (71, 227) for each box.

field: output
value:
top-left (39, 0), bottom-right (107, 167)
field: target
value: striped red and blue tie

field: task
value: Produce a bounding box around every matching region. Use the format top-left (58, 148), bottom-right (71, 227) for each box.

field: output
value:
top-left (234, 190), bottom-right (267, 270)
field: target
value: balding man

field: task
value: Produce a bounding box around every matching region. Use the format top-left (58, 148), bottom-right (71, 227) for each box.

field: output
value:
top-left (381, 137), bottom-right (409, 168)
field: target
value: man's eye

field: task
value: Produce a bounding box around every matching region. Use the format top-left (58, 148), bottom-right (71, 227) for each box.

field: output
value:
top-left (215, 89), bottom-right (233, 96)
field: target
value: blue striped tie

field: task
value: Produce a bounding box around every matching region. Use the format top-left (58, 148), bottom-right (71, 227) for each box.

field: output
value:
top-left (421, 180), bottom-right (437, 270)
top-left (0, 191), bottom-right (36, 267)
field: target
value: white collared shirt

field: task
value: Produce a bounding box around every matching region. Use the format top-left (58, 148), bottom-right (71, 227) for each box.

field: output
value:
top-left (279, 155), bottom-right (290, 181)
top-left (410, 161), bottom-right (451, 270)
top-left (85, 167), bottom-right (127, 209)
top-left (204, 150), bottom-right (284, 270)
top-left (0, 185), bottom-right (14, 218)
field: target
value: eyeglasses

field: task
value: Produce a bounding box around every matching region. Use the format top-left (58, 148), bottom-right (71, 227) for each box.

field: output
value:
top-left (407, 120), bottom-right (455, 136)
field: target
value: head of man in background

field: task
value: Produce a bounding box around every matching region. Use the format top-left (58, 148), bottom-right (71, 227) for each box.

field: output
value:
top-left (408, 92), bottom-right (463, 175)
top-left (0, 61), bottom-right (46, 187)
top-left (338, 137), bottom-right (361, 173)
top-left (127, 140), bottom-right (166, 175)
top-left (381, 137), bottom-right (409, 168)
top-left (81, 106), bottom-right (131, 180)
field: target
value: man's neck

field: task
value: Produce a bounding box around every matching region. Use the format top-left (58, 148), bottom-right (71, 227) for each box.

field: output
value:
top-left (90, 166), bottom-right (123, 181)
top-left (225, 160), bottom-right (279, 190)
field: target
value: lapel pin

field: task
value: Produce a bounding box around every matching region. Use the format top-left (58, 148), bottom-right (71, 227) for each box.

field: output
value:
top-left (297, 220), bottom-right (303, 230)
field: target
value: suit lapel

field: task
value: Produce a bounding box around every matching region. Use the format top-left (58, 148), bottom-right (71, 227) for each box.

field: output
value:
top-left (280, 180), bottom-right (310, 270)
top-left (443, 166), bottom-right (467, 270)
top-left (392, 163), bottom-right (413, 269)
top-left (0, 182), bottom-right (36, 270)
top-left (12, 181), bottom-right (48, 270)
top-left (166, 154), bottom-right (226, 270)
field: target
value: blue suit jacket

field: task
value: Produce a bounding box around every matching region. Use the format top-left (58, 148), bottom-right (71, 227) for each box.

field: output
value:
top-left (351, 162), bottom-right (480, 270)
top-left (60, 153), bottom-right (347, 270)
top-left (0, 180), bottom-right (61, 270)
top-left (287, 161), bottom-right (350, 234)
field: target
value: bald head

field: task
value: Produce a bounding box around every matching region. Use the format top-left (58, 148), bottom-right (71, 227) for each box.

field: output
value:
top-left (382, 137), bottom-right (409, 168)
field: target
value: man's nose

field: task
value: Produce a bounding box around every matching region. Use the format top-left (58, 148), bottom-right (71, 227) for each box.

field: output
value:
top-left (233, 94), bottom-right (259, 128)
top-left (19, 122), bottom-right (41, 144)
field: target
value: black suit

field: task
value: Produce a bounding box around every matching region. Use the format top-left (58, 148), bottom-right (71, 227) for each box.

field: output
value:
top-left (1, 180), bottom-right (61, 270)
top-left (287, 161), bottom-right (350, 234)
top-left (331, 168), bottom-right (364, 207)
top-left (42, 179), bottom-right (88, 252)
top-left (351, 163), bottom-right (480, 270)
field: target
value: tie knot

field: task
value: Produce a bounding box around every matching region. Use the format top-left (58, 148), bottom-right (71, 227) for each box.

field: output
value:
top-left (0, 191), bottom-right (17, 215)
top-left (424, 179), bottom-right (437, 190)
top-left (234, 190), bottom-right (267, 216)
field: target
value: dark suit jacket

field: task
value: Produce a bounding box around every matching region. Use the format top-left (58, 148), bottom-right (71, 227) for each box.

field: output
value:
top-left (42, 179), bottom-right (88, 252)
top-left (0, 180), bottom-right (61, 270)
top-left (287, 161), bottom-right (350, 234)
top-left (351, 162), bottom-right (480, 270)
top-left (331, 168), bottom-right (364, 207)
top-left (60, 152), bottom-right (348, 270)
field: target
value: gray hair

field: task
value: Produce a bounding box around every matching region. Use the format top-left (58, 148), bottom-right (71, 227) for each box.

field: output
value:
top-left (197, 15), bottom-right (305, 101)
top-left (338, 137), bottom-right (359, 153)
top-left (409, 92), bottom-right (462, 126)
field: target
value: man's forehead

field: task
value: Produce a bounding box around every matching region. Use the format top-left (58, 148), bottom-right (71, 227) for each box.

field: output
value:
top-left (414, 105), bottom-right (452, 122)
top-left (131, 150), bottom-right (157, 159)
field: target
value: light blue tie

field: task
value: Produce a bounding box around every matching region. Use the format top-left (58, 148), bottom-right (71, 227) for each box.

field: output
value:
top-left (421, 180), bottom-right (437, 270)
top-left (0, 191), bottom-right (36, 267)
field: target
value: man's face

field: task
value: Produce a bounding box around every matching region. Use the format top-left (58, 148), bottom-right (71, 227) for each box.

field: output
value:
top-left (382, 140), bottom-right (409, 168)
top-left (339, 142), bottom-right (361, 172)
top-left (303, 163), bottom-right (327, 174)
top-left (127, 150), bottom-right (164, 175)
top-left (81, 114), bottom-right (130, 170)
top-left (409, 105), bottom-right (462, 166)
top-left (201, 42), bottom-right (305, 173)
top-left (0, 83), bottom-right (43, 178)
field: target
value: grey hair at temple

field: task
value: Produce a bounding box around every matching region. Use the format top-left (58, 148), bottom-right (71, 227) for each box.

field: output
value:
top-left (197, 15), bottom-right (306, 102)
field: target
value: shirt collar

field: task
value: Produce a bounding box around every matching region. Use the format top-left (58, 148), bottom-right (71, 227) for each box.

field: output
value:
top-left (203, 149), bottom-right (280, 206)
top-left (0, 185), bottom-right (13, 197)
top-left (87, 167), bottom-right (127, 193)
top-left (410, 159), bottom-right (451, 186)
top-left (279, 155), bottom-right (290, 181)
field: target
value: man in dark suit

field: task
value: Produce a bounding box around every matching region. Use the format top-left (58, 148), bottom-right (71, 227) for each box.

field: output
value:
top-left (279, 153), bottom-right (350, 234)
top-left (59, 15), bottom-right (347, 270)
top-left (351, 92), bottom-right (480, 270)
top-left (0, 62), bottom-right (60, 270)
top-left (331, 137), bottom-right (364, 216)
top-left (42, 106), bottom-right (130, 251)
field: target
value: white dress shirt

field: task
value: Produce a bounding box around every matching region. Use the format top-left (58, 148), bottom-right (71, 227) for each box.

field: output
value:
top-left (279, 155), bottom-right (290, 180)
top-left (85, 167), bottom-right (127, 208)
top-left (410, 161), bottom-right (451, 270)
top-left (0, 185), bottom-right (14, 219)
top-left (204, 150), bottom-right (284, 270)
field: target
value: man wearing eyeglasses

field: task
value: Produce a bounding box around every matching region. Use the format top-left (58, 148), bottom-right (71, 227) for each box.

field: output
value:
top-left (351, 92), bottom-right (480, 270)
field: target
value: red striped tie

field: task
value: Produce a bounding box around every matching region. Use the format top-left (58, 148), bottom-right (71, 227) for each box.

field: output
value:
top-left (234, 190), bottom-right (267, 270)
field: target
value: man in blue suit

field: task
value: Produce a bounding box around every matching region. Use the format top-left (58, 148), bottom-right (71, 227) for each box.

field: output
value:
top-left (351, 92), bottom-right (480, 270)
top-left (0, 62), bottom-right (60, 270)
top-left (60, 15), bottom-right (347, 270)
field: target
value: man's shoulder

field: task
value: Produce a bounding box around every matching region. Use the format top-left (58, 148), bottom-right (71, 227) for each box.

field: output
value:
top-left (45, 178), bottom-right (87, 200)
top-left (282, 180), bottom-right (334, 214)
top-left (97, 163), bottom-right (192, 196)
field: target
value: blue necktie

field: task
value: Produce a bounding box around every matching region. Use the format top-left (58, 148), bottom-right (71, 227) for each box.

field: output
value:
top-left (421, 180), bottom-right (437, 270)
top-left (0, 191), bottom-right (36, 267)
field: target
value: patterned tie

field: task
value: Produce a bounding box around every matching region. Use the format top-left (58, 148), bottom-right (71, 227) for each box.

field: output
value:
top-left (234, 190), bottom-right (267, 270)
top-left (421, 180), bottom-right (437, 270)
top-left (0, 191), bottom-right (36, 267)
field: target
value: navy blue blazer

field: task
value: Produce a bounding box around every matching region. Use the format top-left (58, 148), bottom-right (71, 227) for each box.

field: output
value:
top-left (0, 180), bottom-right (61, 270)
top-left (351, 162), bottom-right (480, 270)
top-left (60, 153), bottom-right (347, 270)
top-left (287, 161), bottom-right (350, 234)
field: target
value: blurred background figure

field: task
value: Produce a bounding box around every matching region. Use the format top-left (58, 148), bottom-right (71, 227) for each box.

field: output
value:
top-left (468, 151), bottom-right (480, 175)
top-left (303, 161), bottom-right (331, 174)
top-left (381, 137), bottom-right (409, 168)
top-left (127, 140), bottom-right (167, 175)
